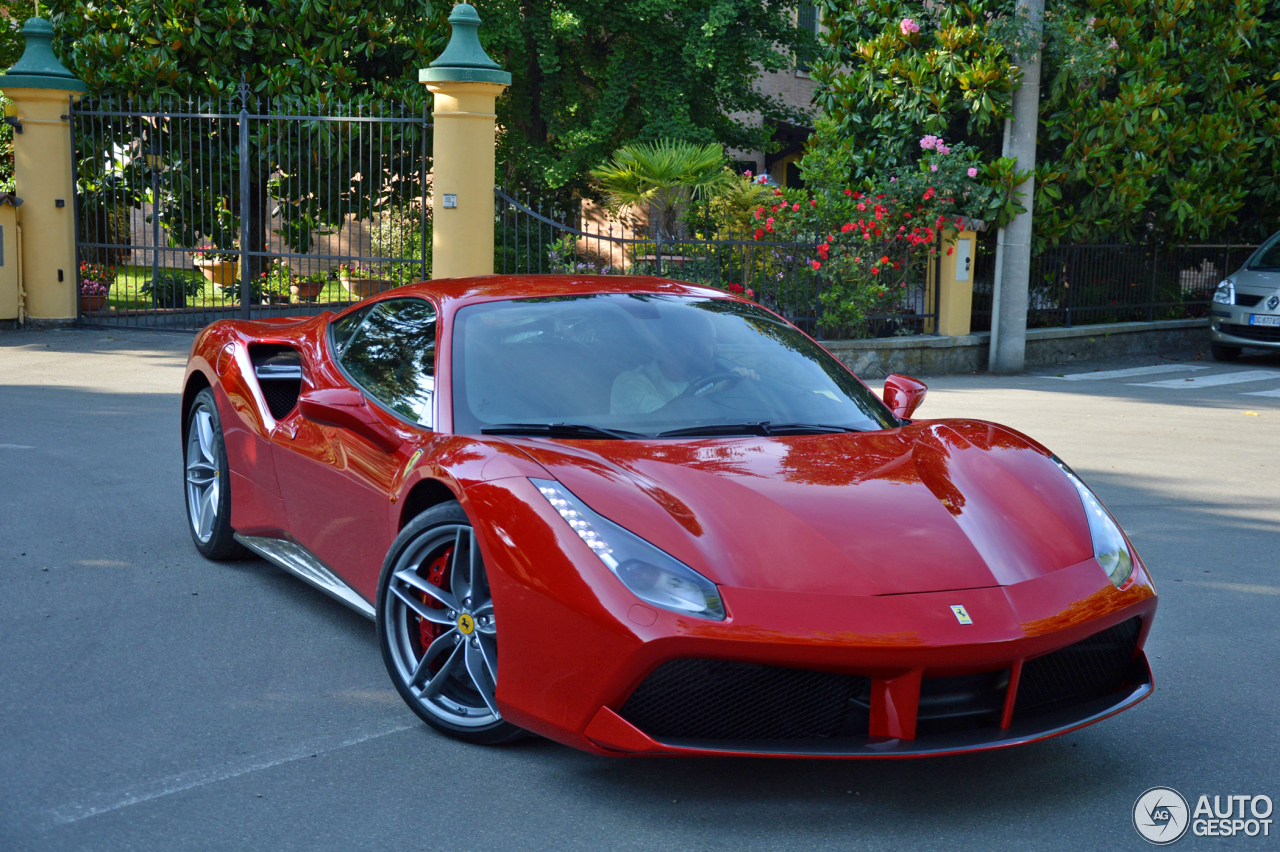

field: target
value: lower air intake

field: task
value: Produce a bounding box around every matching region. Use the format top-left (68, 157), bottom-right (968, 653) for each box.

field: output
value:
top-left (1015, 616), bottom-right (1142, 718)
top-left (619, 659), bottom-right (867, 741)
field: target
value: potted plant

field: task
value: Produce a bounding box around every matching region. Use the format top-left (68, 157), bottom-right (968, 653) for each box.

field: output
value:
top-left (194, 249), bottom-right (239, 287)
top-left (141, 272), bottom-right (203, 310)
top-left (290, 271), bottom-right (327, 302)
top-left (259, 259), bottom-right (294, 305)
top-left (339, 264), bottom-right (393, 299)
top-left (79, 261), bottom-right (115, 313)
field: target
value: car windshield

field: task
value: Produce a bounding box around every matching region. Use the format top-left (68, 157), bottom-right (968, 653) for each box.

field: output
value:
top-left (1249, 232), bottom-right (1280, 270)
top-left (451, 294), bottom-right (897, 437)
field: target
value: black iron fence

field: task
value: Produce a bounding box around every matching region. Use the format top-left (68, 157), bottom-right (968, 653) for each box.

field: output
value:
top-left (71, 87), bottom-right (431, 331)
top-left (495, 189), bottom-right (939, 339)
top-left (971, 238), bottom-right (1259, 331)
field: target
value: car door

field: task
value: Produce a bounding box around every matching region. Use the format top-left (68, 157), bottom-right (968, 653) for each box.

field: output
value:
top-left (271, 297), bottom-right (438, 601)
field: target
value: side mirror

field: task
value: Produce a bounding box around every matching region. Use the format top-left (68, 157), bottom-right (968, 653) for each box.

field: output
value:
top-left (298, 387), bottom-right (403, 453)
top-left (882, 374), bottom-right (928, 420)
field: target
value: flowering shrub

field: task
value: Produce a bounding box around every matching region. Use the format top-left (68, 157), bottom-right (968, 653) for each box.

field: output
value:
top-left (739, 118), bottom-right (984, 334)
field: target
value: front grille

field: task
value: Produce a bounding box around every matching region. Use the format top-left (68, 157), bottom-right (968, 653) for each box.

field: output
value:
top-left (1221, 322), bottom-right (1280, 343)
top-left (917, 669), bottom-right (1010, 736)
top-left (260, 378), bottom-right (301, 420)
top-left (1236, 293), bottom-right (1264, 308)
top-left (620, 659), bottom-right (867, 740)
top-left (1015, 617), bottom-right (1141, 718)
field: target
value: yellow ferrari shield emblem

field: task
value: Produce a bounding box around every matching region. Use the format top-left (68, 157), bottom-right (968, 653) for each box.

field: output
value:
top-left (457, 613), bottom-right (475, 635)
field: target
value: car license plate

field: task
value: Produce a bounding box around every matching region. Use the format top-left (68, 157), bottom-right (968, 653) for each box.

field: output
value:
top-left (1249, 314), bottom-right (1280, 327)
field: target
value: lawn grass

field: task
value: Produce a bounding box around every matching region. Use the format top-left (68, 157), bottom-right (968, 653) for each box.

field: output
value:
top-left (100, 265), bottom-right (356, 313)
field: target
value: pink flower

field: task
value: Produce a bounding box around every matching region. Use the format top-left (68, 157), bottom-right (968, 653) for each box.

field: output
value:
top-left (930, 164), bottom-right (939, 172)
top-left (967, 167), bottom-right (979, 178)
top-left (1108, 39), bottom-right (1118, 49)
top-left (899, 18), bottom-right (920, 35)
top-left (1087, 16), bottom-right (1096, 27)
top-left (754, 207), bottom-right (764, 219)
top-left (766, 217), bottom-right (775, 225)
top-left (919, 135), bottom-right (940, 151)
top-left (744, 170), bottom-right (753, 178)
top-left (746, 288), bottom-right (755, 298)
top-left (936, 144), bottom-right (951, 155)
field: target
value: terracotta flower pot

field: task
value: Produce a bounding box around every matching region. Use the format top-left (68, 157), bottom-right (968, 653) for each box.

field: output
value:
top-left (340, 276), bottom-right (394, 299)
top-left (194, 258), bottom-right (239, 287)
top-left (290, 280), bottom-right (324, 302)
top-left (80, 293), bottom-right (108, 313)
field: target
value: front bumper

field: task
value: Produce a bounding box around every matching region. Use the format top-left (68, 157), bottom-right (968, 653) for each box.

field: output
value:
top-left (1211, 304), bottom-right (1280, 350)
top-left (582, 651), bottom-right (1152, 758)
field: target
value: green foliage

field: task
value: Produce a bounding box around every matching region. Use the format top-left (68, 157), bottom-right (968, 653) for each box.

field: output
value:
top-left (809, 0), bottom-right (1280, 244)
top-left (141, 270), bottom-right (202, 306)
top-left (44, 0), bottom-right (445, 103)
top-left (478, 0), bottom-right (809, 197)
top-left (0, 1), bottom-right (36, 192)
top-left (1036, 0), bottom-right (1280, 243)
top-left (590, 140), bottom-right (731, 238)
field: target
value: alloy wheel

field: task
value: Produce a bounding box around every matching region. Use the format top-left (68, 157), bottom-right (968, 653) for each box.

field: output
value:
top-left (383, 524), bottom-right (500, 728)
top-left (185, 406), bottom-right (220, 544)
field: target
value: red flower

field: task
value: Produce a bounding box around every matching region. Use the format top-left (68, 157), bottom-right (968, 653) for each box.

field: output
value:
top-left (746, 288), bottom-right (755, 298)
top-left (871, 267), bottom-right (880, 275)
top-left (893, 261), bottom-right (901, 270)
top-left (841, 222), bottom-right (855, 232)
top-left (791, 203), bottom-right (800, 212)
top-left (754, 208), bottom-right (764, 220)
top-left (843, 189), bottom-right (853, 196)
top-left (946, 247), bottom-right (954, 255)
top-left (809, 199), bottom-right (817, 207)
top-left (810, 260), bottom-right (822, 270)
top-left (880, 256), bottom-right (890, 263)
top-left (754, 228), bottom-right (764, 240)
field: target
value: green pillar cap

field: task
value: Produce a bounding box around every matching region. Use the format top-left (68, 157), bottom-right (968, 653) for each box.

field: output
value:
top-left (0, 18), bottom-right (85, 93)
top-left (419, 4), bottom-right (511, 86)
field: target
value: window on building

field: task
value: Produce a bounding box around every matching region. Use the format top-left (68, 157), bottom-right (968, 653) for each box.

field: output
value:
top-left (796, 3), bottom-right (819, 73)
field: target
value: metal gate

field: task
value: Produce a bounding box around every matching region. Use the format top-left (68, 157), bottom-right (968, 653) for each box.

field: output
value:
top-left (71, 85), bottom-right (431, 331)
top-left (495, 188), bottom-right (939, 339)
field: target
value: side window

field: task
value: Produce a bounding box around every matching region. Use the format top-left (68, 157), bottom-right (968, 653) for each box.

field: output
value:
top-left (332, 298), bottom-right (437, 427)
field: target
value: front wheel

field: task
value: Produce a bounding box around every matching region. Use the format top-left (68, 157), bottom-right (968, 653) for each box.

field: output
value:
top-left (1211, 342), bottom-right (1242, 362)
top-left (377, 501), bottom-right (525, 745)
top-left (184, 388), bottom-right (246, 560)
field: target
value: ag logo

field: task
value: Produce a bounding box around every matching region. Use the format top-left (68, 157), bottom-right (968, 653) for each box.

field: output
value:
top-left (457, 613), bottom-right (475, 635)
top-left (1134, 787), bottom-right (1190, 845)
top-left (950, 604), bottom-right (973, 625)
top-left (1268, 295), bottom-right (1279, 310)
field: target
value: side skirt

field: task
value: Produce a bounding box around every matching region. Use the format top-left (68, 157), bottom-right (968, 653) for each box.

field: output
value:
top-left (234, 534), bottom-right (376, 620)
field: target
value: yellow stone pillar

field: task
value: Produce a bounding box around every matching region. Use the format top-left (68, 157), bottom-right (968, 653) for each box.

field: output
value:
top-left (0, 18), bottom-right (85, 326)
top-left (0, 194), bottom-right (21, 324)
top-left (925, 227), bottom-right (978, 336)
top-left (420, 4), bottom-right (510, 280)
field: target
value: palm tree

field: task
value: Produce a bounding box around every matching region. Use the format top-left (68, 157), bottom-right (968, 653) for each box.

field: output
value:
top-left (590, 140), bottom-right (730, 239)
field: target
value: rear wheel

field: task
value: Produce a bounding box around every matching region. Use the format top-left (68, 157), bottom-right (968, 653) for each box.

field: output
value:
top-left (1211, 342), bottom-right (1242, 362)
top-left (377, 501), bottom-right (525, 744)
top-left (184, 388), bottom-right (246, 560)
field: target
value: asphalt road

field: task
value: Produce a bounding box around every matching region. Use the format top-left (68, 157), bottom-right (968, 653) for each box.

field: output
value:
top-left (2, 327), bottom-right (1278, 851)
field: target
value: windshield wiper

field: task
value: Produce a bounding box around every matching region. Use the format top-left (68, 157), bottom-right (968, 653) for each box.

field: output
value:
top-left (655, 421), bottom-right (865, 438)
top-left (480, 422), bottom-right (645, 440)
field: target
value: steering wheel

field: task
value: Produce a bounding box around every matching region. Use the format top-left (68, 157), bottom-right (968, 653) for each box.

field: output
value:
top-left (673, 371), bottom-right (746, 401)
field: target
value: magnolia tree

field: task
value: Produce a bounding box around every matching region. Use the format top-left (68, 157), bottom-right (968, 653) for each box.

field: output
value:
top-left (809, 0), bottom-right (1280, 244)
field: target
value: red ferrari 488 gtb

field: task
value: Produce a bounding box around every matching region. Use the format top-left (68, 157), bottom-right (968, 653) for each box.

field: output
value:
top-left (181, 276), bottom-right (1156, 757)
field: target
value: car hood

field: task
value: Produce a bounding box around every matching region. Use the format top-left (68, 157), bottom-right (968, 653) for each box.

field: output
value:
top-left (505, 420), bottom-right (1094, 597)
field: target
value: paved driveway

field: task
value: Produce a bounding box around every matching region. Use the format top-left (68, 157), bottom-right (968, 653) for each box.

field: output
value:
top-left (2, 329), bottom-right (1277, 851)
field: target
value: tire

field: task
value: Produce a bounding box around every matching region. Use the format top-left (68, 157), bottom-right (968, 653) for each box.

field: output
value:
top-left (1211, 342), bottom-right (1242, 362)
top-left (184, 388), bottom-right (247, 560)
top-left (377, 501), bottom-right (526, 745)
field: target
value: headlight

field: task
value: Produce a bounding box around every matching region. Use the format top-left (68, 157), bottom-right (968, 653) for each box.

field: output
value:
top-left (1051, 457), bottom-right (1133, 588)
top-left (532, 479), bottom-right (725, 620)
top-left (1212, 278), bottom-right (1235, 304)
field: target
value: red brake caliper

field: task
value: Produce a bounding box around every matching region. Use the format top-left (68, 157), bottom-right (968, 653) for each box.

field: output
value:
top-left (418, 547), bottom-right (453, 652)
